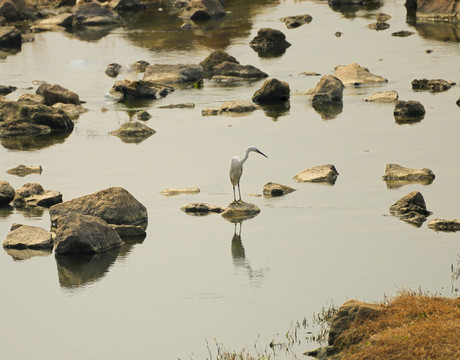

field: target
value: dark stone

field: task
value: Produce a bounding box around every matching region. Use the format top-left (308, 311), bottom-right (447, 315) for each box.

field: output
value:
top-left (249, 28), bottom-right (291, 57)
top-left (211, 61), bottom-right (267, 80)
top-left (0, 180), bottom-right (14, 206)
top-left (0, 85), bottom-right (16, 95)
top-left (0, 26), bottom-right (21, 48)
top-left (308, 75), bottom-right (344, 104)
top-left (36, 83), bottom-right (81, 106)
top-left (200, 50), bottom-right (239, 76)
top-left (394, 100), bottom-right (425, 122)
top-left (252, 78), bottom-right (290, 103)
top-left (411, 78), bottom-right (452, 92)
top-left (105, 63), bottom-right (121, 78)
top-left (279, 14), bottom-right (312, 29)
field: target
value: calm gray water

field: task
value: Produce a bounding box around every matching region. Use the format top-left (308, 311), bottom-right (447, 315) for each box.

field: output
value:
top-left (1, 0), bottom-right (460, 359)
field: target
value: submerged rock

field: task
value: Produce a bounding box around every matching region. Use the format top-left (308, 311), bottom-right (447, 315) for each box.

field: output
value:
top-left (389, 191), bottom-right (431, 227)
top-left (143, 64), bottom-right (204, 85)
top-left (392, 30), bottom-right (414, 37)
top-left (181, 202), bottom-right (224, 215)
top-left (250, 28), bottom-right (291, 57)
top-left (252, 78), bottom-right (290, 103)
top-left (221, 100), bottom-right (257, 113)
top-left (49, 187), bottom-right (148, 231)
top-left (263, 182), bottom-right (295, 197)
top-left (368, 22), bottom-right (390, 30)
top-left (334, 63), bottom-right (387, 86)
top-left (279, 14), bottom-right (312, 28)
top-left (3, 223), bottom-right (54, 250)
top-left (7, 164), bottom-right (42, 176)
top-left (0, 180), bottom-right (15, 205)
top-left (411, 78), bottom-right (453, 92)
top-left (221, 201), bottom-right (260, 222)
top-left (12, 182), bottom-right (62, 208)
top-left (158, 103), bottom-right (195, 109)
top-left (428, 219), bottom-right (460, 232)
top-left (364, 90), bottom-right (398, 102)
top-left (110, 79), bottom-right (174, 102)
top-left (307, 75), bottom-right (344, 104)
top-left (211, 61), bottom-right (268, 80)
top-left (137, 110), bottom-right (152, 121)
top-left (294, 164), bottom-right (339, 184)
top-left (162, 188), bottom-right (200, 196)
top-left (109, 121), bottom-right (156, 143)
top-left (54, 212), bottom-right (124, 254)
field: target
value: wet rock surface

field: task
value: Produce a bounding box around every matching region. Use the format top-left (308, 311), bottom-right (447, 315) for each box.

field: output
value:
top-left (0, 180), bottom-right (15, 205)
top-left (221, 201), bottom-right (260, 222)
top-left (411, 78), bottom-right (453, 92)
top-left (334, 63), bottom-right (387, 86)
top-left (110, 79), bottom-right (174, 101)
top-left (143, 64), bottom-right (204, 85)
top-left (3, 223), bottom-right (54, 250)
top-left (49, 187), bottom-right (148, 231)
top-left (200, 50), bottom-right (239, 76)
top-left (211, 61), bottom-right (268, 80)
top-left (161, 188), bottom-right (200, 196)
top-left (252, 78), bottom-right (290, 103)
top-left (249, 28), bottom-right (291, 57)
top-left (389, 191), bottom-right (432, 226)
top-left (12, 182), bottom-right (62, 208)
top-left (263, 182), bottom-right (295, 197)
top-left (54, 212), bottom-right (124, 254)
top-left (294, 164), bottom-right (339, 184)
top-left (382, 163), bottom-right (435, 184)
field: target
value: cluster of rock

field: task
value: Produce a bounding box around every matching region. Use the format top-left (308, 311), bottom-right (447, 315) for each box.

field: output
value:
top-left (2, 186), bottom-right (148, 256)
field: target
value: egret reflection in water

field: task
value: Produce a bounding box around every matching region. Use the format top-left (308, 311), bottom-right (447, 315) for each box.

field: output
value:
top-left (231, 221), bottom-right (268, 286)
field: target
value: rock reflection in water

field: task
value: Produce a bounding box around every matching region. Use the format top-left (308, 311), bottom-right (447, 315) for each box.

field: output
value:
top-left (409, 20), bottom-right (460, 43)
top-left (4, 247), bottom-right (52, 261)
top-left (312, 102), bottom-right (343, 120)
top-left (384, 178), bottom-right (434, 190)
top-left (55, 244), bottom-right (135, 289)
top-left (259, 102), bottom-right (290, 121)
top-left (64, 24), bottom-right (121, 42)
top-left (231, 222), bottom-right (267, 285)
top-left (0, 206), bottom-right (14, 219)
top-left (328, 0), bottom-right (383, 19)
top-left (0, 132), bottom-right (71, 151)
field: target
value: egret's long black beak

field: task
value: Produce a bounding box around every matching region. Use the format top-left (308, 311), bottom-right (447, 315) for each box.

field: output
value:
top-left (257, 150), bottom-right (268, 158)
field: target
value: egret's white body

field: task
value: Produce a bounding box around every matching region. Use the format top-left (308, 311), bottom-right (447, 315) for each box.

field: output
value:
top-left (229, 146), bottom-right (268, 203)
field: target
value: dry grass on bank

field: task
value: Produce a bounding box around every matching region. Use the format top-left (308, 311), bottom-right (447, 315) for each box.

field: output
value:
top-left (336, 291), bottom-right (460, 360)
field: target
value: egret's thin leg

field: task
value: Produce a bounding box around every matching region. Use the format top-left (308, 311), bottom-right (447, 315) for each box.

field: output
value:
top-left (233, 186), bottom-right (237, 203)
top-left (237, 183), bottom-right (242, 202)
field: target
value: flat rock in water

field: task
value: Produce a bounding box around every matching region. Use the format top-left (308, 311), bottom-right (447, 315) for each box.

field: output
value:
top-left (73, 2), bottom-right (124, 26)
top-left (3, 223), bottom-right (54, 250)
top-left (181, 202), bottom-right (224, 215)
top-left (428, 219), bottom-right (460, 232)
top-left (334, 63), bottom-right (387, 86)
top-left (0, 180), bottom-right (15, 205)
top-left (12, 183), bottom-right (62, 208)
top-left (263, 182), bottom-right (295, 197)
top-left (411, 78), bottom-right (453, 92)
top-left (294, 164), bottom-right (339, 184)
top-left (161, 188), bottom-right (200, 196)
top-left (382, 164), bottom-right (435, 183)
top-left (158, 103), bottom-right (195, 109)
top-left (211, 61), bottom-right (268, 80)
top-left (392, 30), bottom-right (414, 37)
top-left (221, 100), bottom-right (257, 113)
top-left (49, 187), bottom-right (148, 231)
top-left (109, 121), bottom-right (156, 143)
top-left (143, 64), bottom-right (204, 85)
top-left (221, 201), bottom-right (260, 222)
top-left (54, 212), bottom-right (124, 254)
top-left (279, 14), bottom-right (312, 29)
top-left (364, 90), bottom-right (398, 102)
top-left (389, 191), bottom-right (431, 227)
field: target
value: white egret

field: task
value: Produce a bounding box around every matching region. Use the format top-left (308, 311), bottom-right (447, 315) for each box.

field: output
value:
top-left (229, 146), bottom-right (268, 203)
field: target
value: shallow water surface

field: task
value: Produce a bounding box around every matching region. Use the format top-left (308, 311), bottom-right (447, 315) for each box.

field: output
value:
top-left (1, 0), bottom-right (460, 359)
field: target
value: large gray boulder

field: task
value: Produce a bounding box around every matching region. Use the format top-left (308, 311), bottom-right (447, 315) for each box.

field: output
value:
top-left (405, 0), bottom-right (460, 22)
top-left (12, 182), bottom-right (63, 208)
top-left (0, 98), bottom-right (74, 138)
top-left (307, 75), bottom-right (344, 104)
top-left (143, 64), bottom-right (204, 85)
top-left (252, 78), bottom-right (290, 103)
top-left (249, 28), bottom-right (291, 57)
top-left (334, 63), bottom-right (387, 86)
top-left (73, 1), bottom-right (123, 26)
top-left (0, 26), bottom-right (21, 48)
top-left (389, 191), bottom-right (431, 226)
top-left (0, 180), bottom-right (14, 205)
top-left (54, 212), bottom-right (124, 254)
top-left (3, 223), bottom-right (54, 250)
top-left (180, 0), bottom-right (226, 21)
top-left (36, 83), bottom-right (81, 106)
top-left (49, 187), bottom-right (148, 231)
top-left (294, 164), bottom-right (339, 184)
